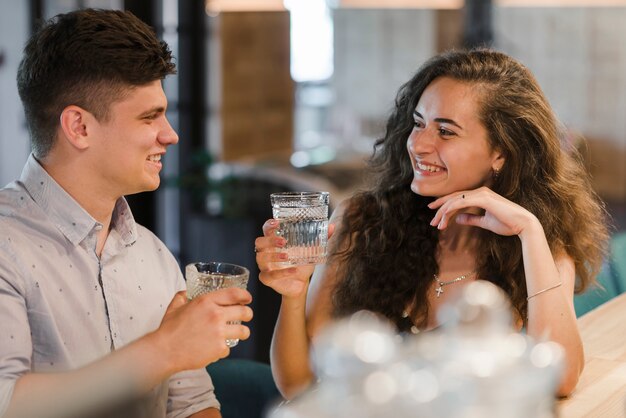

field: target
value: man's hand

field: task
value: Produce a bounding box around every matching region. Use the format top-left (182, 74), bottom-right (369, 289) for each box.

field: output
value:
top-left (154, 288), bottom-right (253, 374)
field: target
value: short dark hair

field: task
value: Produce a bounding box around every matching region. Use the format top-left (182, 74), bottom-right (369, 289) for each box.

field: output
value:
top-left (17, 8), bottom-right (176, 158)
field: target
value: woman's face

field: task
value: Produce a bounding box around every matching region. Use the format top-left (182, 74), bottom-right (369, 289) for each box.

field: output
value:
top-left (406, 76), bottom-right (504, 198)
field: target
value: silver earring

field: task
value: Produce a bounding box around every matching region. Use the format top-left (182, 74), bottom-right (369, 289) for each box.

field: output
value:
top-left (493, 167), bottom-right (501, 179)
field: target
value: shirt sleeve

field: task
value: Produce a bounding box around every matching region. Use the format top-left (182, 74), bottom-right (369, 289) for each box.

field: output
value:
top-left (166, 368), bottom-right (220, 418)
top-left (161, 243), bottom-right (220, 417)
top-left (0, 245), bottom-right (32, 417)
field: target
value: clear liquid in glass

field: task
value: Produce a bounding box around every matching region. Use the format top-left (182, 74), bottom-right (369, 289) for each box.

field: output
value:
top-left (272, 203), bottom-right (329, 266)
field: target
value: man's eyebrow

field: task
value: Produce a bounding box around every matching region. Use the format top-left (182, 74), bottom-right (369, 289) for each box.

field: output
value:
top-left (138, 106), bottom-right (165, 117)
top-left (414, 111), bottom-right (463, 130)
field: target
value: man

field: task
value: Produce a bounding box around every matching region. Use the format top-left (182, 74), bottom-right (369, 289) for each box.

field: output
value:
top-left (0, 9), bottom-right (252, 418)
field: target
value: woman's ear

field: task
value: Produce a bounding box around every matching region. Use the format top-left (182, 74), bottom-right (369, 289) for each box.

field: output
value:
top-left (59, 105), bottom-right (92, 150)
top-left (492, 151), bottom-right (506, 173)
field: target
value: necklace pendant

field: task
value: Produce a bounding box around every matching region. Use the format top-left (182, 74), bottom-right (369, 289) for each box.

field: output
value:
top-left (435, 285), bottom-right (444, 297)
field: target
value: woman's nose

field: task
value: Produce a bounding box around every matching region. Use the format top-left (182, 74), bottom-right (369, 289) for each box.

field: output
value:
top-left (407, 128), bottom-right (436, 155)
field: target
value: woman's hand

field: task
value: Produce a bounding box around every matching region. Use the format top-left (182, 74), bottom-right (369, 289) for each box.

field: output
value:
top-left (256, 217), bottom-right (336, 399)
top-left (255, 219), bottom-right (327, 299)
top-left (427, 186), bottom-right (538, 237)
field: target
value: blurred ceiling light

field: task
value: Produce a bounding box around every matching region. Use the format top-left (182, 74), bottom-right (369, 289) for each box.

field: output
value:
top-left (497, 0), bottom-right (626, 5)
top-left (330, 0), bottom-right (464, 8)
top-left (205, 0), bottom-right (285, 16)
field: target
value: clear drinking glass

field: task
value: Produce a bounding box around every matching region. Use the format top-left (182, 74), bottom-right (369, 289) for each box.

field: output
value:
top-left (185, 262), bottom-right (250, 347)
top-left (270, 191), bottom-right (330, 266)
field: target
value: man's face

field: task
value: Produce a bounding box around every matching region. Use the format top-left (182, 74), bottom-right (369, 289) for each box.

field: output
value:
top-left (87, 80), bottom-right (178, 198)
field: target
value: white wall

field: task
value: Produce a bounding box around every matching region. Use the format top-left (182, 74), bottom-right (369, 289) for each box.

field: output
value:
top-left (494, 7), bottom-right (626, 199)
top-left (495, 7), bottom-right (626, 141)
top-left (331, 9), bottom-right (437, 152)
top-left (0, 0), bottom-right (30, 187)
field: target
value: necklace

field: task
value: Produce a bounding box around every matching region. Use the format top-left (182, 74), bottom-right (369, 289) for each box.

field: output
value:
top-left (434, 271), bottom-right (474, 297)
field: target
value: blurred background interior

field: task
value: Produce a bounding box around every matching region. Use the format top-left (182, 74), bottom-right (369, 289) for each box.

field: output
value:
top-left (1, 0), bottom-right (626, 363)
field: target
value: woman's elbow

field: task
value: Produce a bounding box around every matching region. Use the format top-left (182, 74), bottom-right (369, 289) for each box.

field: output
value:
top-left (556, 359), bottom-right (583, 398)
top-left (274, 373), bottom-right (314, 401)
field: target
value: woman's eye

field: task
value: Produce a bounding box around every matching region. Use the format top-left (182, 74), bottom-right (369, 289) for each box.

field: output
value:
top-left (439, 127), bottom-right (454, 136)
top-left (413, 120), bottom-right (424, 129)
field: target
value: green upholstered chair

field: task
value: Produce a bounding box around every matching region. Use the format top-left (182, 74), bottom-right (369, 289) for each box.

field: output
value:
top-left (574, 231), bottom-right (626, 317)
top-left (609, 231), bottom-right (626, 294)
top-left (574, 262), bottom-right (619, 317)
top-left (206, 359), bottom-right (281, 418)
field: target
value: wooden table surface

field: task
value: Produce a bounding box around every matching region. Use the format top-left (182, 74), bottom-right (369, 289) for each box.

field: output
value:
top-left (557, 292), bottom-right (626, 417)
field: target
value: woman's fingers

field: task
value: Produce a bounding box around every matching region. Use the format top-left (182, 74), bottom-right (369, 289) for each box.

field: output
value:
top-left (428, 188), bottom-right (490, 230)
top-left (262, 218), bottom-right (279, 236)
top-left (454, 212), bottom-right (484, 227)
top-left (256, 250), bottom-right (290, 270)
top-left (256, 219), bottom-right (295, 272)
top-left (254, 236), bottom-right (287, 271)
top-left (253, 236), bottom-right (273, 251)
top-left (429, 193), bottom-right (467, 228)
top-left (254, 235), bottom-right (286, 251)
top-left (427, 187), bottom-right (527, 235)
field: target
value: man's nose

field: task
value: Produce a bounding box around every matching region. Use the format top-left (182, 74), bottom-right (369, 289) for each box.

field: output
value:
top-left (159, 117), bottom-right (179, 145)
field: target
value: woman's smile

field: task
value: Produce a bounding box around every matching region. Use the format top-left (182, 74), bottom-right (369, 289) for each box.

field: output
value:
top-left (415, 160), bottom-right (446, 175)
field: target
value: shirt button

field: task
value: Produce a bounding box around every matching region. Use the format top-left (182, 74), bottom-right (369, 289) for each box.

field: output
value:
top-left (94, 224), bottom-right (103, 231)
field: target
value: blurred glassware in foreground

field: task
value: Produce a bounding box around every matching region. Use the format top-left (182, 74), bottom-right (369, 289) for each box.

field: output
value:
top-left (269, 280), bottom-right (563, 418)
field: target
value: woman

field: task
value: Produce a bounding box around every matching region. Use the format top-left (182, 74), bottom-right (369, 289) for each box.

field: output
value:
top-left (255, 49), bottom-right (609, 399)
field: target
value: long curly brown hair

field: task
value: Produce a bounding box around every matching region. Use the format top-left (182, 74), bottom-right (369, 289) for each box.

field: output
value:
top-left (331, 49), bottom-right (610, 330)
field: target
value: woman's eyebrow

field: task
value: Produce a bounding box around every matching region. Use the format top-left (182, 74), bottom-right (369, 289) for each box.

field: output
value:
top-left (413, 111), bottom-right (464, 130)
top-left (434, 117), bottom-right (463, 130)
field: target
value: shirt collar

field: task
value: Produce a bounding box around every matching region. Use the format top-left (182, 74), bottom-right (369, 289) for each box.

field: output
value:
top-left (111, 197), bottom-right (138, 247)
top-left (20, 154), bottom-right (138, 247)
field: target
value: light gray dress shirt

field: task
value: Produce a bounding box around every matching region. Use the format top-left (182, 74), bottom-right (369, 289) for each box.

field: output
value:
top-left (0, 155), bottom-right (219, 417)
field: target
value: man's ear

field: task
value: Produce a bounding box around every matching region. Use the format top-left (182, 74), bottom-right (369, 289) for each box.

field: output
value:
top-left (59, 105), bottom-right (94, 150)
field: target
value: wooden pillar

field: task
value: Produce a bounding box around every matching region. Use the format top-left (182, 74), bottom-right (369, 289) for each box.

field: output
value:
top-left (218, 11), bottom-right (293, 161)
top-left (436, 9), bottom-right (464, 53)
